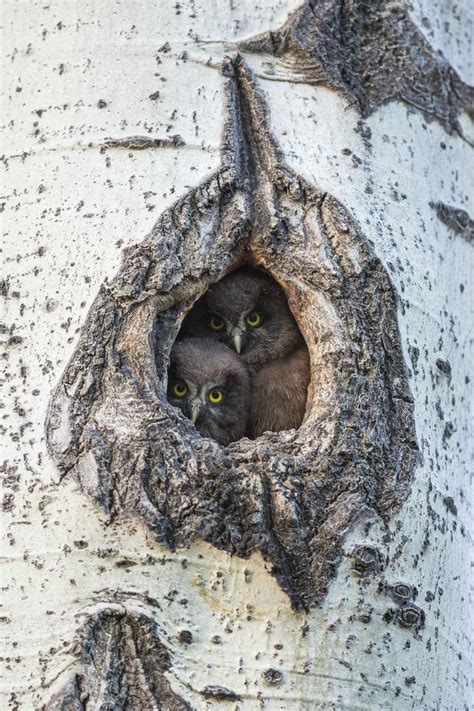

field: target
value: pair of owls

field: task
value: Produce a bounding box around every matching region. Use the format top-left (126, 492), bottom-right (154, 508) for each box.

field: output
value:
top-left (167, 268), bottom-right (310, 445)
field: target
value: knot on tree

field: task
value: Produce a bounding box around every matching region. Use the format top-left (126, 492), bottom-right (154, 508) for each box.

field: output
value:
top-left (380, 581), bottom-right (418, 604)
top-left (46, 56), bottom-right (418, 610)
top-left (384, 603), bottom-right (425, 633)
top-left (350, 545), bottom-right (385, 577)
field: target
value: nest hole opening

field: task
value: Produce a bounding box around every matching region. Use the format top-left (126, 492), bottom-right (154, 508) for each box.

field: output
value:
top-left (165, 265), bottom-right (310, 446)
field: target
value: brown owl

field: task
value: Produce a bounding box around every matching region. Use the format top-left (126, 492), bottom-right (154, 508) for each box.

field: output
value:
top-left (180, 268), bottom-right (310, 437)
top-left (167, 338), bottom-right (251, 446)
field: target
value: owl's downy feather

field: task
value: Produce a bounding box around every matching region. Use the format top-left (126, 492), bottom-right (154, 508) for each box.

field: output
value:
top-left (168, 338), bottom-right (250, 446)
top-left (179, 268), bottom-right (310, 438)
top-left (249, 348), bottom-right (310, 438)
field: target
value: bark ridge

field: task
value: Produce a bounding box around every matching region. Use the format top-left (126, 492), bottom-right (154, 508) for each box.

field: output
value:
top-left (46, 609), bottom-right (190, 710)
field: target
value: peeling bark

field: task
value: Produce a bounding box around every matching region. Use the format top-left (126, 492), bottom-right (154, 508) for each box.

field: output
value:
top-left (46, 57), bottom-right (418, 611)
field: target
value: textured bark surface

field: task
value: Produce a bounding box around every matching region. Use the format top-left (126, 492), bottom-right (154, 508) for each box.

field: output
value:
top-left (240, 0), bottom-right (473, 137)
top-left (3, 1), bottom-right (472, 708)
top-left (431, 201), bottom-right (474, 244)
top-left (46, 57), bottom-right (417, 611)
top-left (47, 609), bottom-right (191, 710)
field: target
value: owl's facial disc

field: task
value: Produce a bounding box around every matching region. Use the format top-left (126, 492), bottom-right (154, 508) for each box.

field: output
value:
top-left (228, 310), bottom-right (263, 354)
top-left (180, 383), bottom-right (225, 426)
top-left (208, 313), bottom-right (261, 355)
top-left (168, 337), bottom-right (250, 446)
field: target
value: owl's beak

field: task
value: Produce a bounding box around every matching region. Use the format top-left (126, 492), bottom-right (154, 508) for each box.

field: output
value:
top-left (190, 400), bottom-right (201, 425)
top-left (231, 329), bottom-right (243, 354)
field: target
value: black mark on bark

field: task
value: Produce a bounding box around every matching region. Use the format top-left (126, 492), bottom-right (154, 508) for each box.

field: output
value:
top-left (102, 135), bottom-right (185, 150)
top-left (201, 686), bottom-right (242, 701)
top-left (443, 495), bottom-right (457, 516)
top-left (262, 668), bottom-right (284, 685)
top-left (431, 202), bottom-right (474, 244)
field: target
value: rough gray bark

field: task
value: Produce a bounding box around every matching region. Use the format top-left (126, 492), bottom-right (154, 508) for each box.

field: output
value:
top-left (47, 610), bottom-right (191, 711)
top-left (240, 0), bottom-right (474, 137)
top-left (431, 201), bottom-right (474, 244)
top-left (3, 1), bottom-right (472, 709)
top-left (46, 58), bottom-right (418, 616)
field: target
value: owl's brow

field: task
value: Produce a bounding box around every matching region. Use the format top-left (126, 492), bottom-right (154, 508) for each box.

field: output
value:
top-left (201, 381), bottom-right (226, 391)
top-left (249, 299), bottom-right (268, 316)
top-left (223, 373), bottom-right (241, 389)
top-left (208, 311), bottom-right (224, 319)
top-left (168, 370), bottom-right (186, 385)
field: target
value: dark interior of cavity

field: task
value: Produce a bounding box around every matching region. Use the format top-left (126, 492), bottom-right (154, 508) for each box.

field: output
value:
top-left (166, 267), bottom-right (310, 445)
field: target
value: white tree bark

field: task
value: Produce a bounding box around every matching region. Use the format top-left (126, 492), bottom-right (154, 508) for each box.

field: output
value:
top-left (2, 1), bottom-right (472, 709)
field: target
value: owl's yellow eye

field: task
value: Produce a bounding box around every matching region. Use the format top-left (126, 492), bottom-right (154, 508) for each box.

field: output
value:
top-left (208, 388), bottom-right (224, 404)
top-left (173, 381), bottom-right (188, 398)
top-left (245, 311), bottom-right (262, 328)
top-left (209, 316), bottom-right (225, 331)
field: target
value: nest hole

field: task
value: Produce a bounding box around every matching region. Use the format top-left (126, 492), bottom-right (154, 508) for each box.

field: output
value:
top-left (166, 266), bottom-right (310, 446)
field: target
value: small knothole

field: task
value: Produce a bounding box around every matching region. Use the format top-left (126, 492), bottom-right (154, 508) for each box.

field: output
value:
top-left (166, 266), bottom-right (310, 446)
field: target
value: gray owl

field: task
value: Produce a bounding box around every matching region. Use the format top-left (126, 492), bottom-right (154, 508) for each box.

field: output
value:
top-left (167, 338), bottom-right (250, 446)
top-left (180, 268), bottom-right (310, 437)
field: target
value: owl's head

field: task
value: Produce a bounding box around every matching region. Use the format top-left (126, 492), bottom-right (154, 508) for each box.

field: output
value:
top-left (181, 268), bottom-right (303, 367)
top-left (167, 338), bottom-right (250, 446)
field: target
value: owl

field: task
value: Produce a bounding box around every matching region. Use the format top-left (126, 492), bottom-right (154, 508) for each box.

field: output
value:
top-left (167, 338), bottom-right (250, 446)
top-left (179, 268), bottom-right (310, 437)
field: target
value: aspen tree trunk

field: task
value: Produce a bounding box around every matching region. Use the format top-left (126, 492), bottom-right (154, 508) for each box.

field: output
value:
top-left (1, 1), bottom-right (472, 710)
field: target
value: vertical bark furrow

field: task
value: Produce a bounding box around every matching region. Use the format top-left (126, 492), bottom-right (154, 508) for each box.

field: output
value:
top-left (46, 610), bottom-right (191, 710)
